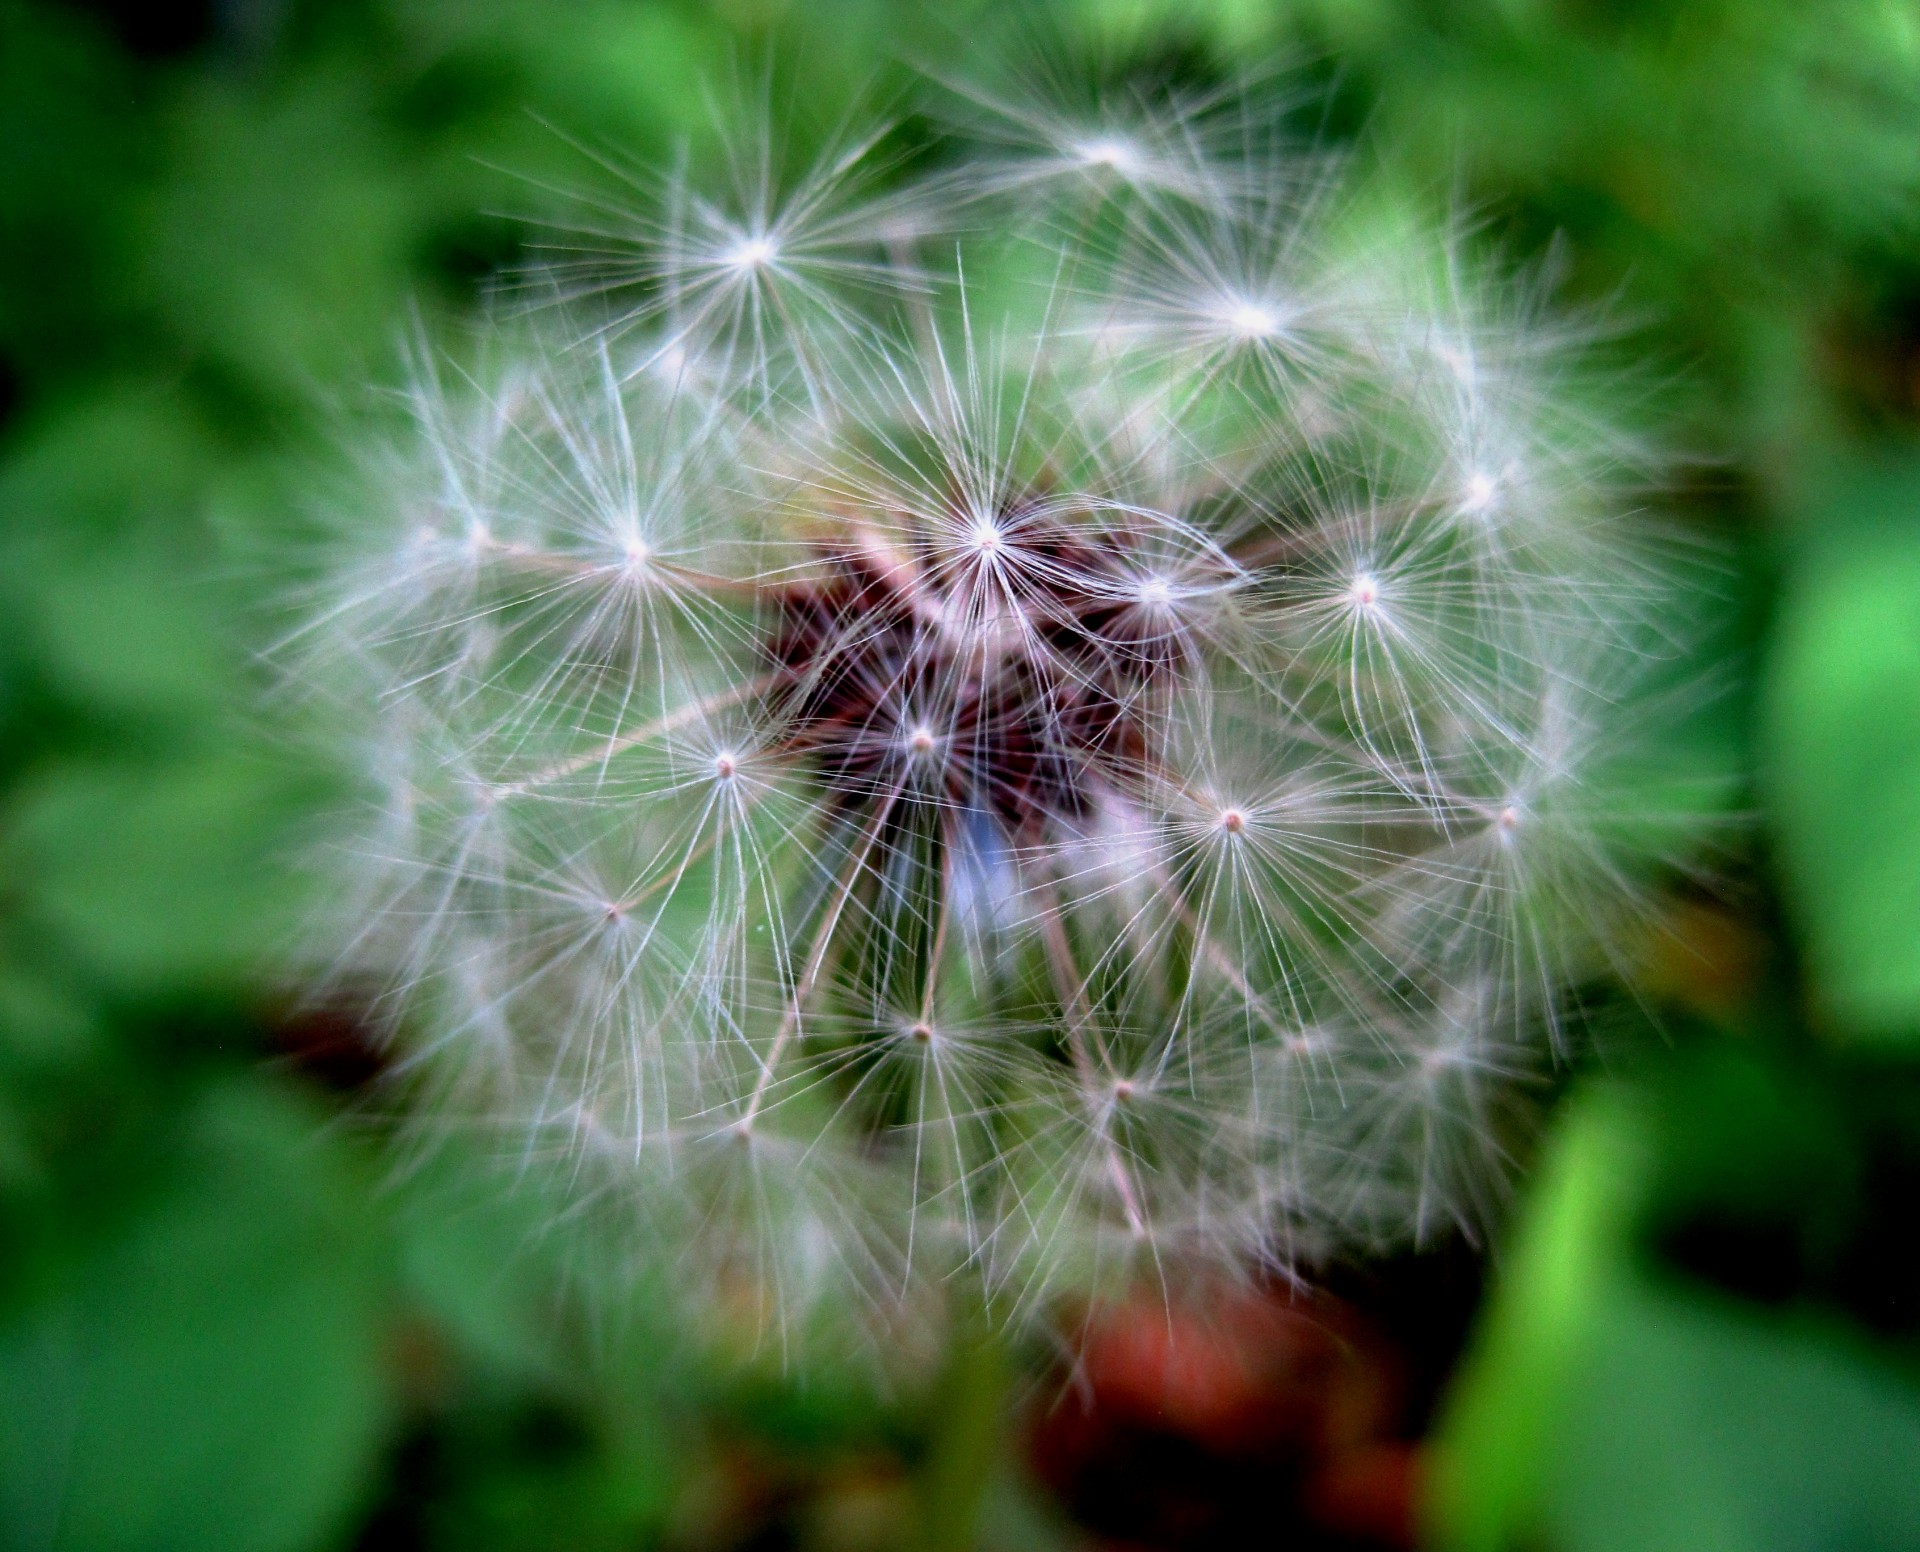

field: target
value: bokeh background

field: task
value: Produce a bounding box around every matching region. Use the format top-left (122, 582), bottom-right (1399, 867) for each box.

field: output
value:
top-left (2, 2), bottom-right (1918, 1548)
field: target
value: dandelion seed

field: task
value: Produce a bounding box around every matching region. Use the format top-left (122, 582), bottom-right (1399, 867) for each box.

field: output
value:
top-left (1073, 136), bottom-right (1141, 175)
top-left (1223, 298), bottom-right (1285, 340)
top-left (1460, 470), bottom-right (1500, 514)
top-left (723, 233), bottom-right (780, 271)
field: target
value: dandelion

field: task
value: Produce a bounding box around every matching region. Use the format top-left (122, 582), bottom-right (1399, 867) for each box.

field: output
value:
top-left (287, 71), bottom-right (1712, 1346)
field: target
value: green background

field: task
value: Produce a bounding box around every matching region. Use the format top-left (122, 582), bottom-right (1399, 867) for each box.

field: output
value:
top-left (1, 2), bottom-right (1917, 1548)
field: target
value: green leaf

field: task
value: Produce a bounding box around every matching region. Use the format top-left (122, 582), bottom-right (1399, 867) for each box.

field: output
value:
top-left (130, 71), bottom-right (415, 398)
top-left (1427, 1092), bottom-right (1650, 1552)
top-left (3, 749), bottom-right (325, 998)
top-left (1550, 1283), bottom-right (1920, 1552)
top-left (387, 1138), bottom-right (581, 1384)
top-left (1766, 454), bottom-right (1920, 1039)
top-left (0, 1076), bottom-right (394, 1552)
top-left (1431, 1074), bottom-right (1920, 1552)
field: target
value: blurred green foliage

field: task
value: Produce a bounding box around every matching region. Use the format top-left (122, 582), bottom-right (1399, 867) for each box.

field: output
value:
top-left (1766, 454), bottom-right (1920, 1037)
top-left (0, 1079), bottom-right (389, 1551)
top-left (1434, 1050), bottom-right (1920, 1551)
top-left (0, 1), bottom-right (1917, 1549)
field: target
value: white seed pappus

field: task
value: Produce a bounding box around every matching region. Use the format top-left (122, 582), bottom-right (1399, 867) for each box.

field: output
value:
top-left (283, 72), bottom-right (1712, 1347)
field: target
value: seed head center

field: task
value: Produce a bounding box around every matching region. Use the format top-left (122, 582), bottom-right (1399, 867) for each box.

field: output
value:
top-left (771, 508), bottom-right (1183, 835)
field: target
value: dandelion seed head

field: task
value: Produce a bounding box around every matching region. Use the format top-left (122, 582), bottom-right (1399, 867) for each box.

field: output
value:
top-left (288, 65), bottom-right (1720, 1350)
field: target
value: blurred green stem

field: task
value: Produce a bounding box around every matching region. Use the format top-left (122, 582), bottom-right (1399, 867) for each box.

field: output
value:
top-left (916, 1299), bottom-right (1011, 1552)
